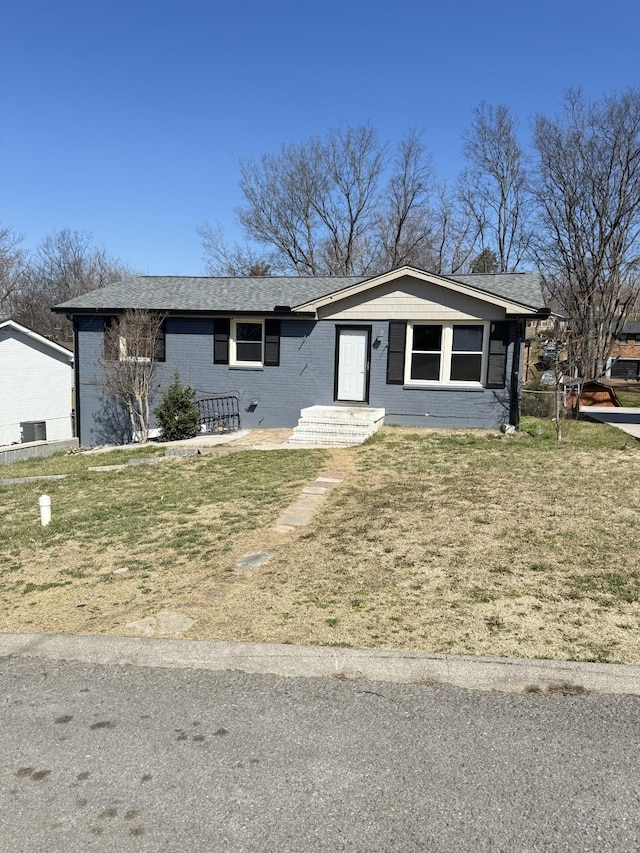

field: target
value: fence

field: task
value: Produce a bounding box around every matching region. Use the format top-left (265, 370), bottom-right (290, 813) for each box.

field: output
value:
top-left (521, 389), bottom-right (555, 419)
top-left (196, 395), bottom-right (241, 432)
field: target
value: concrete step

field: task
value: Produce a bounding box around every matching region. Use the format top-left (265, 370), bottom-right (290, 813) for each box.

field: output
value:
top-left (293, 419), bottom-right (374, 432)
top-left (288, 434), bottom-right (366, 447)
top-left (290, 425), bottom-right (371, 438)
top-left (288, 406), bottom-right (385, 447)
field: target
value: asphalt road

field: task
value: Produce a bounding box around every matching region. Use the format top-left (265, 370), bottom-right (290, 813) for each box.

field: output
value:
top-left (1, 657), bottom-right (639, 853)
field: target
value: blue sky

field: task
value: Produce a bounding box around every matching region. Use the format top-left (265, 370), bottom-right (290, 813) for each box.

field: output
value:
top-left (1, 0), bottom-right (638, 275)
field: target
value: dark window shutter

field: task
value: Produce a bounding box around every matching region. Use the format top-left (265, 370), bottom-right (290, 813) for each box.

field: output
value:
top-left (103, 317), bottom-right (118, 361)
top-left (386, 321), bottom-right (407, 384)
top-left (153, 321), bottom-right (166, 362)
top-left (486, 321), bottom-right (511, 388)
top-left (214, 318), bottom-right (230, 364)
top-left (264, 319), bottom-right (281, 366)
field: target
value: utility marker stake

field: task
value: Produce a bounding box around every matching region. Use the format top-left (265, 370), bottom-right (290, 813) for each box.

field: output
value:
top-left (39, 494), bottom-right (51, 527)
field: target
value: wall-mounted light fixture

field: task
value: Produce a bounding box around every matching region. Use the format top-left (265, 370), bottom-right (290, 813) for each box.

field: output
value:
top-left (375, 329), bottom-right (384, 342)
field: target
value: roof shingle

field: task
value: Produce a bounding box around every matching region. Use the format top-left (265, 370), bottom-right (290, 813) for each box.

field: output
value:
top-left (54, 269), bottom-right (546, 314)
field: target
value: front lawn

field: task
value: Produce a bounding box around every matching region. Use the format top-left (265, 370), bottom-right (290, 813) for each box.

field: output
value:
top-left (1, 421), bottom-right (639, 663)
top-left (224, 421), bottom-right (640, 664)
top-left (0, 446), bottom-right (325, 636)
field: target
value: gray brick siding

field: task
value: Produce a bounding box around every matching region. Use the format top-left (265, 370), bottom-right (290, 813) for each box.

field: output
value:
top-left (76, 316), bottom-right (517, 445)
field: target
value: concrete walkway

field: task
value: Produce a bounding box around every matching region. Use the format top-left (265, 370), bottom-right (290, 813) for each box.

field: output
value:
top-left (580, 406), bottom-right (640, 438)
top-left (84, 426), bottom-right (362, 455)
top-left (1, 632), bottom-right (638, 696)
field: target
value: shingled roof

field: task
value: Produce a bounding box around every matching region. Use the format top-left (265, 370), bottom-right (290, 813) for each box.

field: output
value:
top-left (450, 272), bottom-right (546, 309)
top-left (54, 268), bottom-right (546, 314)
top-left (54, 275), bottom-right (363, 314)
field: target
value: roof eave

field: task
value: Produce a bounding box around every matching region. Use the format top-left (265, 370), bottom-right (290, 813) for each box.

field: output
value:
top-left (53, 305), bottom-right (317, 318)
top-left (0, 319), bottom-right (74, 360)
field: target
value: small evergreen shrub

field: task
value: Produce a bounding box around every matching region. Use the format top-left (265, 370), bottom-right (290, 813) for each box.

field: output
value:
top-left (155, 370), bottom-right (200, 441)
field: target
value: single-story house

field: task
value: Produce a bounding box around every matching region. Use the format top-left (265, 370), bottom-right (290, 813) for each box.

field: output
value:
top-left (0, 318), bottom-right (74, 446)
top-left (53, 266), bottom-right (547, 446)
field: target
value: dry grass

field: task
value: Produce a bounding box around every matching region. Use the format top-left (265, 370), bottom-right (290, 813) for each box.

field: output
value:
top-left (215, 421), bottom-right (640, 664)
top-left (1, 420), bottom-right (640, 663)
top-left (0, 447), bottom-right (326, 636)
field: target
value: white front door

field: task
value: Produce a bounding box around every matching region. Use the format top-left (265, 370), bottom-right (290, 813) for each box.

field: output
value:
top-left (336, 328), bottom-right (369, 402)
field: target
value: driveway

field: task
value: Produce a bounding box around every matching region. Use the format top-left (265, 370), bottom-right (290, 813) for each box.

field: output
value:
top-left (580, 406), bottom-right (640, 439)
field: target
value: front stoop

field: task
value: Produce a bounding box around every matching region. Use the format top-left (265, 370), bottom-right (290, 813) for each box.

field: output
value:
top-left (288, 405), bottom-right (385, 447)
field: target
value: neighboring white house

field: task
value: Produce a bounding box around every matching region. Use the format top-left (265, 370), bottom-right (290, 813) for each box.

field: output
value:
top-left (0, 319), bottom-right (74, 446)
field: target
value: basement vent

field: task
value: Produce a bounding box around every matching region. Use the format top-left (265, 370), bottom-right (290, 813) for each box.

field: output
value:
top-left (21, 421), bottom-right (47, 443)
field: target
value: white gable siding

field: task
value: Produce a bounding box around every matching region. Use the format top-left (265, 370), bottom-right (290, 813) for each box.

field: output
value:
top-left (0, 329), bottom-right (73, 446)
top-left (317, 275), bottom-right (505, 322)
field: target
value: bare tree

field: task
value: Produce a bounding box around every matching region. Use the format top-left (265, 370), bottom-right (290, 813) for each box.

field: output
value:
top-left (532, 89), bottom-right (640, 380)
top-left (0, 226), bottom-right (27, 314)
top-left (429, 184), bottom-right (478, 275)
top-left (313, 125), bottom-right (386, 274)
top-left (236, 134), bottom-right (328, 275)
top-left (209, 125), bottom-right (445, 277)
top-left (11, 228), bottom-right (134, 339)
top-left (197, 223), bottom-right (275, 276)
top-left (374, 130), bottom-right (439, 270)
top-left (97, 310), bottom-right (165, 443)
top-left (459, 103), bottom-right (532, 272)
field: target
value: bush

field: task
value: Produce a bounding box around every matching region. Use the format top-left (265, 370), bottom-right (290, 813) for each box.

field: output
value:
top-left (155, 370), bottom-right (200, 441)
top-left (521, 381), bottom-right (554, 418)
top-left (521, 390), bottom-right (554, 418)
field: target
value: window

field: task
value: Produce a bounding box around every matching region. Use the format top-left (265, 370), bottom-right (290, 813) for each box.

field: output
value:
top-left (406, 322), bottom-right (486, 385)
top-left (104, 316), bottom-right (165, 362)
top-left (232, 320), bottom-right (263, 364)
top-left (410, 325), bottom-right (442, 381)
top-left (450, 324), bottom-right (484, 381)
top-left (214, 318), bottom-right (281, 367)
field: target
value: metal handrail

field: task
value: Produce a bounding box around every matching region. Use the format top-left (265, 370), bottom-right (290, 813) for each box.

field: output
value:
top-left (196, 395), bottom-right (241, 432)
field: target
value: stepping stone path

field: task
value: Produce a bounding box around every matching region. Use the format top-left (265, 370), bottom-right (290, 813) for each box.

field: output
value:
top-left (233, 551), bottom-right (275, 570)
top-left (272, 469), bottom-right (344, 532)
top-left (124, 455), bottom-right (348, 633)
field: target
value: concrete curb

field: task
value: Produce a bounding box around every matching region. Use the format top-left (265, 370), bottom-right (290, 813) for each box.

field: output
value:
top-left (1, 633), bottom-right (638, 695)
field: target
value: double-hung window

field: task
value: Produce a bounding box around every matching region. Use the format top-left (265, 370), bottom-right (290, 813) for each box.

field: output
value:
top-left (231, 320), bottom-right (263, 365)
top-left (214, 318), bottom-right (280, 367)
top-left (406, 322), bottom-right (486, 385)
